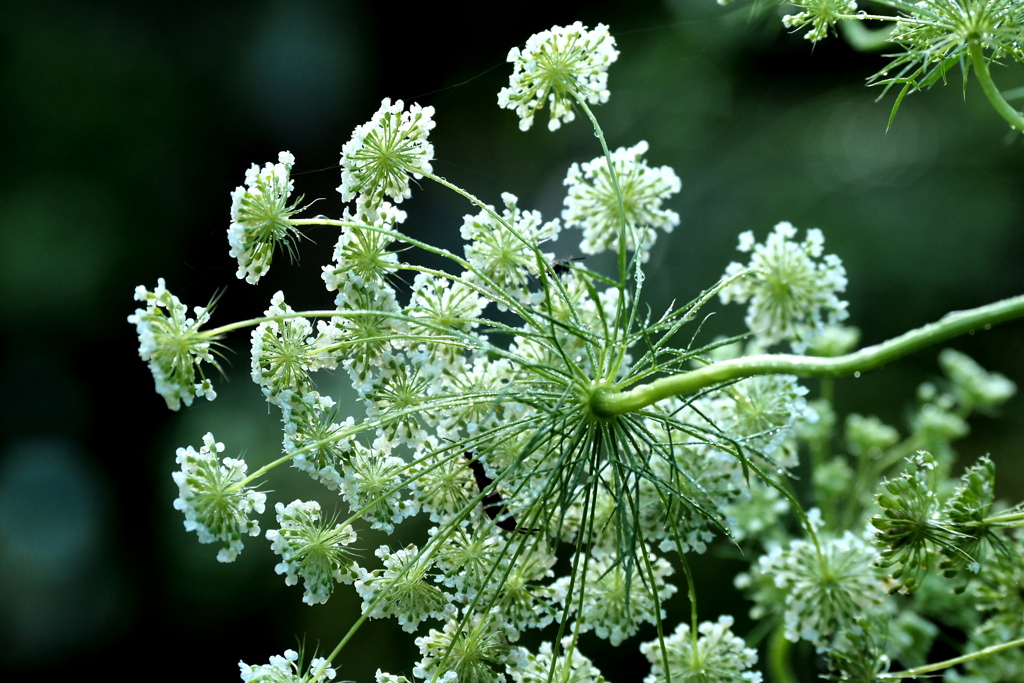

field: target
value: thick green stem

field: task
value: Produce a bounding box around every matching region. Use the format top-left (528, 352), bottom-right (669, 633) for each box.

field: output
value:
top-left (969, 41), bottom-right (1024, 131)
top-left (591, 294), bottom-right (1024, 417)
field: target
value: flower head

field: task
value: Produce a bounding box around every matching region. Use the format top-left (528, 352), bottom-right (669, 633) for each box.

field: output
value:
top-left (739, 527), bottom-right (886, 649)
top-left (339, 99), bottom-right (435, 217)
top-left (460, 192), bottom-right (560, 307)
top-left (228, 151), bottom-right (305, 284)
top-left (554, 546), bottom-right (676, 646)
top-left (250, 291), bottom-right (331, 403)
top-left (238, 649), bottom-right (336, 683)
top-left (171, 433), bottom-right (266, 562)
top-left (498, 23), bottom-right (619, 132)
top-left (562, 141), bottom-right (680, 262)
top-left (782, 1), bottom-right (859, 42)
top-left (414, 609), bottom-right (523, 683)
top-left (513, 638), bottom-right (607, 683)
top-left (321, 201), bottom-right (406, 291)
top-left (640, 615), bottom-right (763, 683)
top-left (128, 279), bottom-right (221, 410)
top-left (720, 222), bottom-right (848, 351)
top-left (354, 544), bottom-right (454, 633)
top-left (265, 499), bottom-right (359, 605)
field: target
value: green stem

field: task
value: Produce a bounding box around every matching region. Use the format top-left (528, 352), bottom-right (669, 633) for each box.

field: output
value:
top-left (573, 97), bottom-right (629, 282)
top-left (969, 41), bottom-right (1024, 131)
top-left (879, 636), bottom-right (1024, 679)
top-left (591, 294), bottom-right (1024, 417)
top-left (838, 18), bottom-right (894, 52)
top-left (768, 627), bottom-right (798, 683)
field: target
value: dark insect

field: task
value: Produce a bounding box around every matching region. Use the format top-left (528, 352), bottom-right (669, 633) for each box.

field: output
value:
top-left (464, 451), bottom-right (536, 534)
top-left (552, 255), bottom-right (585, 275)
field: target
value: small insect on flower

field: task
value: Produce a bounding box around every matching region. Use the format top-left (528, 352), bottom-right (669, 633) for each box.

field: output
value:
top-left (552, 255), bottom-right (585, 276)
top-left (463, 451), bottom-right (536, 534)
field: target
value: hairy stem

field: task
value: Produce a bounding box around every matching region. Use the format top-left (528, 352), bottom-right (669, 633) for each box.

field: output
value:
top-left (591, 294), bottom-right (1024, 417)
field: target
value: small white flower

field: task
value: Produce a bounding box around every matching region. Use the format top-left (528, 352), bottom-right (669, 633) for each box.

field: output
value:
top-left (322, 201), bottom-right (406, 291)
top-left (238, 649), bottom-right (337, 683)
top-left (720, 222), bottom-right (849, 351)
top-left (128, 279), bottom-right (221, 410)
top-left (171, 433), bottom-right (266, 562)
top-left (461, 192), bottom-right (560, 307)
top-left (340, 439), bottom-right (419, 532)
top-left (512, 637), bottom-right (607, 683)
top-left (265, 499), bottom-right (358, 605)
top-left (339, 98), bottom-right (435, 216)
top-left (562, 141), bottom-right (680, 262)
top-left (498, 23), bottom-right (619, 132)
top-left (250, 291), bottom-right (334, 404)
top-left (554, 546), bottom-right (676, 645)
top-left (641, 615), bottom-right (763, 683)
top-left (228, 151), bottom-right (304, 285)
top-left (354, 544), bottom-right (453, 633)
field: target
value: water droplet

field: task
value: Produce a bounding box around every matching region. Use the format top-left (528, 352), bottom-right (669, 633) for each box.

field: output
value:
top-left (853, 371), bottom-right (861, 378)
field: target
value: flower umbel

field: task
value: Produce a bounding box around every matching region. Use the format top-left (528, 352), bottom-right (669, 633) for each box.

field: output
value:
top-left (562, 141), bottom-right (681, 263)
top-left (498, 22), bottom-right (619, 131)
top-left (228, 150), bottom-right (305, 285)
top-left (720, 222), bottom-right (848, 351)
top-left (782, 0), bottom-right (859, 42)
top-left (739, 526), bottom-right (886, 649)
top-left (339, 98), bottom-right (435, 217)
top-left (127, 278), bottom-right (221, 410)
top-left (640, 615), bottom-right (762, 683)
top-left (239, 649), bottom-right (336, 683)
top-left (266, 499), bottom-right (359, 605)
top-left (171, 433), bottom-right (266, 563)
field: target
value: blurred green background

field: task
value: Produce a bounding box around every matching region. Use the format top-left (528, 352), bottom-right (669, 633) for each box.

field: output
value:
top-left (1, 1), bottom-right (1022, 680)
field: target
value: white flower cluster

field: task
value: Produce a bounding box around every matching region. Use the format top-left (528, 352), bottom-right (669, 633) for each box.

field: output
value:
top-left (782, 0), bottom-right (859, 42)
top-left (720, 221), bottom-right (849, 351)
top-left (171, 432), bottom-right (266, 562)
top-left (737, 525), bottom-right (886, 649)
top-left (498, 22), bottom-right (619, 131)
top-left (265, 499), bottom-right (358, 605)
top-left (640, 615), bottom-right (762, 683)
top-left (239, 649), bottom-right (336, 683)
top-left (128, 278), bottom-right (219, 410)
top-left (460, 192), bottom-right (561, 307)
top-left (228, 150), bottom-right (302, 285)
top-left (339, 98), bottom-right (435, 217)
top-left (554, 546), bottom-right (677, 646)
top-left (562, 141), bottom-right (681, 262)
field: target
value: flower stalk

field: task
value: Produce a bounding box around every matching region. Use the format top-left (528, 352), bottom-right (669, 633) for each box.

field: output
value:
top-left (591, 293), bottom-right (1024, 417)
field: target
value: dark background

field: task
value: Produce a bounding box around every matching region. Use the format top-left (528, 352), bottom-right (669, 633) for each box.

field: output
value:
top-left (2, 1), bottom-right (1022, 680)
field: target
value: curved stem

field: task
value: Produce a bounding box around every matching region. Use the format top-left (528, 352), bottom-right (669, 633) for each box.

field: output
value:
top-left (768, 627), bottom-right (798, 683)
top-left (839, 18), bottom-right (894, 52)
top-left (969, 41), bottom-right (1024, 131)
top-left (879, 636), bottom-right (1024, 679)
top-left (592, 294), bottom-right (1024, 417)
